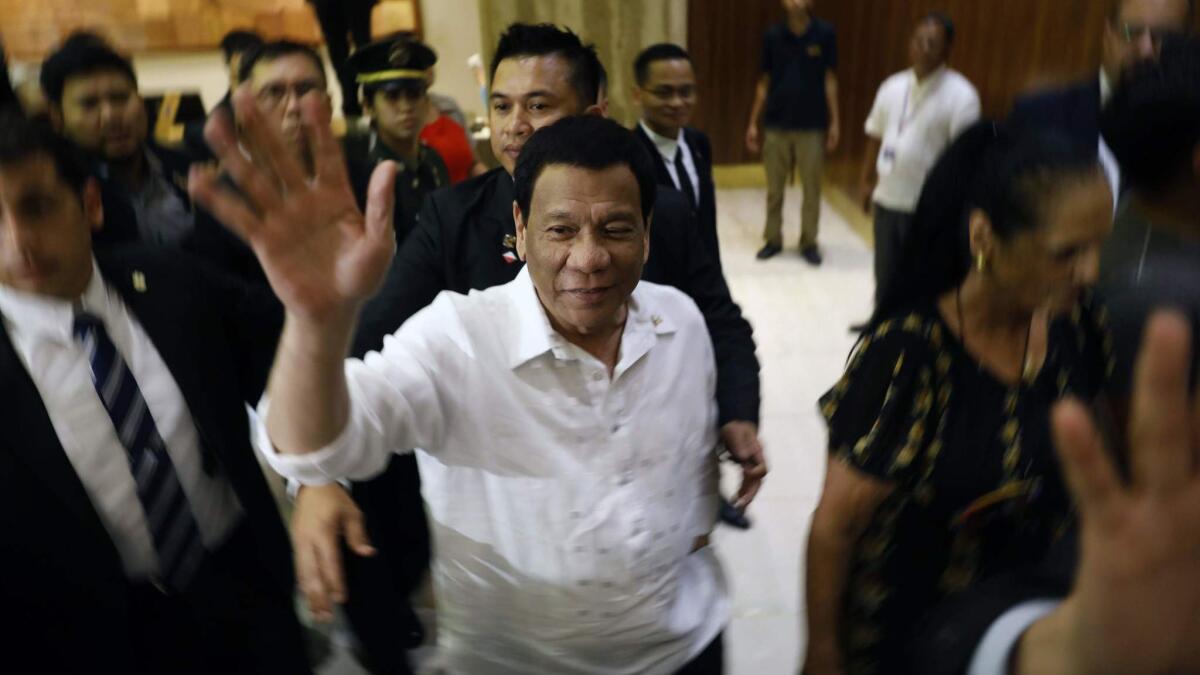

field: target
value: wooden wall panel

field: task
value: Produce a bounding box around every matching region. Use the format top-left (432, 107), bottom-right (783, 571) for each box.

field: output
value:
top-left (0, 0), bottom-right (421, 60)
top-left (689, 0), bottom-right (1200, 171)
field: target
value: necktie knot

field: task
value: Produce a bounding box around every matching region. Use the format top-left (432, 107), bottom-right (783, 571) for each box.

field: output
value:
top-left (72, 310), bottom-right (105, 342)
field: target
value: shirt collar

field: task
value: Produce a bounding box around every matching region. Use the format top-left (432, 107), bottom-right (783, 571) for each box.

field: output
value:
top-left (909, 65), bottom-right (947, 92)
top-left (1099, 68), bottom-right (1113, 107)
top-left (0, 258), bottom-right (111, 344)
top-left (639, 120), bottom-right (686, 161)
top-left (506, 266), bottom-right (678, 371)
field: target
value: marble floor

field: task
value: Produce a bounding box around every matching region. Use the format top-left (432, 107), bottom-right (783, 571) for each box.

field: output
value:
top-left (318, 186), bottom-right (876, 675)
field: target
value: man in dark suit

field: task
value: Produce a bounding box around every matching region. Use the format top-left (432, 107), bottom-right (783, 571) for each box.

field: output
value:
top-left (632, 43), bottom-right (720, 269)
top-left (911, 38), bottom-right (1200, 675)
top-left (287, 22), bottom-right (766, 636)
top-left (40, 34), bottom-right (199, 249)
top-left (0, 114), bottom-right (309, 673)
top-left (1008, 0), bottom-right (1193, 188)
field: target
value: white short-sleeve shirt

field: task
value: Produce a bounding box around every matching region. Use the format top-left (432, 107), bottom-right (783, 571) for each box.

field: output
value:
top-left (865, 66), bottom-right (981, 212)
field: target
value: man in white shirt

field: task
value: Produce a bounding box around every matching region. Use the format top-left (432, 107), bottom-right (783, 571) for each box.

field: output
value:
top-left (859, 12), bottom-right (980, 308)
top-left (0, 113), bottom-right (309, 673)
top-left (192, 96), bottom-right (730, 673)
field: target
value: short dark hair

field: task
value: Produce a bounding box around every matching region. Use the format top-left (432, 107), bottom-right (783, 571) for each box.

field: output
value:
top-left (490, 24), bottom-right (602, 107)
top-left (40, 33), bottom-right (138, 104)
top-left (921, 12), bottom-right (956, 48)
top-left (1110, 0), bottom-right (1196, 24)
top-left (1103, 36), bottom-right (1200, 194)
top-left (0, 110), bottom-right (91, 194)
top-left (238, 40), bottom-right (328, 87)
top-left (634, 43), bottom-right (692, 86)
top-left (220, 30), bottom-right (264, 63)
top-left (514, 116), bottom-right (657, 223)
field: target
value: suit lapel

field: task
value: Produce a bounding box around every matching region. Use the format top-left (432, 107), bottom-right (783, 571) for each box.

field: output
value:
top-left (97, 255), bottom-right (222, 474)
top-left (0, 322), bottom-right (115, 546)
top-left (634, 124), bottom-right (674, 187)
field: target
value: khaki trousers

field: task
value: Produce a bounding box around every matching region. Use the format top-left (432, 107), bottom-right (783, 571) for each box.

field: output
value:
top-left (762, 128), bottom-right (825, 249)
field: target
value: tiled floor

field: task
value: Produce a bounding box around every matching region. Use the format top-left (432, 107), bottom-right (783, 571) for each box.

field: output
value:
top-left (317, 186), bottom-right (875, 675)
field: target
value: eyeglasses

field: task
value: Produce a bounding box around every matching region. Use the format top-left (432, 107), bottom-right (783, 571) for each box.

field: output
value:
top-left (1119, 22), bottom-right (1185, 47)
top-left (255, 79), bottom-right (326, 110)
top-left (641, 85), bottom-right (696, 102)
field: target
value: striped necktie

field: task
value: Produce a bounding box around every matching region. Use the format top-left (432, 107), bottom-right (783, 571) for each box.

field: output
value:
top-left (73, 311), bottom-right (205, 593)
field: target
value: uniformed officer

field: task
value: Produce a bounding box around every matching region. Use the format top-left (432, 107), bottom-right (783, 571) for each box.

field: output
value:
top-left (346, 37), bottom-right (449, 242)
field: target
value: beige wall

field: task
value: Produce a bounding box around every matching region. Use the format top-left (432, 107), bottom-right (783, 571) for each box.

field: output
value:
top-left (420, 0), bottom-right (487, 125)
top-left (477, 0), bottom-right (687, 127)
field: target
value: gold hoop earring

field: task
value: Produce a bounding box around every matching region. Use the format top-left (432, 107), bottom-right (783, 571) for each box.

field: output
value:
top-left (975, 252), bottom-right (986, 272)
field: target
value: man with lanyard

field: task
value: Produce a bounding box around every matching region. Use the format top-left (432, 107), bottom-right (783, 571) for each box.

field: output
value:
top-left (346, 36), bottom-right (450, 243)
top-left (858, 12), bottom-right (979, 313)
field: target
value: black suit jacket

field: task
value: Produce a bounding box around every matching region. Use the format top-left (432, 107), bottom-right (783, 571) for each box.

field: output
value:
top-left (354, 167), bottom-right (761, 425)
top-left (1008, 77), bottom-right (1103, 155)
top-left (92, 141), bottom-right (200, 250)
top-left (634, 124), bottom-right (721, 268)
top-left (0, 249), bottom-right (294, 673)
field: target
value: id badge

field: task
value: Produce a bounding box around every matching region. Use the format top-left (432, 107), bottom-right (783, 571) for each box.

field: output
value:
top-left (880, 145), bottom-right (897, 172)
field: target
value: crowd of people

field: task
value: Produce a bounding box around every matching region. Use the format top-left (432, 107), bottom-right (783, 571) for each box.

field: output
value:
top-left (1, 0), bottom-right (1200, 673)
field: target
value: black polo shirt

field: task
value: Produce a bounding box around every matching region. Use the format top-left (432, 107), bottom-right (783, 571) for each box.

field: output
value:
top-left (761, 19), bottom-right (838, 131)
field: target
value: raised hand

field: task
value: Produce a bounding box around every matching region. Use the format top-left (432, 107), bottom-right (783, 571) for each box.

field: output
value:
top-left (189, 85), bottom-right (398, 325)
top-left (1018, 312), bottom-right (1200, 674)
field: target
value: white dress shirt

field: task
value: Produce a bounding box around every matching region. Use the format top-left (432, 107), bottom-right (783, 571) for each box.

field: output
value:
top-left (640, 120), bottom-right (701, 207)
top-left (865, 66), bottom-right (981, 212)
top-left (0, 260), bottom-right (242, 579)
top-left (1098, 69), bottom-right (1122, 210)
top-left (967, 599), bottom-right (1060, 675)
top-left (256, 268), bottom-right (727, 674)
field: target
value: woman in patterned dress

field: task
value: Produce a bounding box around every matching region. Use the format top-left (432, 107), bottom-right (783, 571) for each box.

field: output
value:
top-left (803, 121), bottom-right (1116, 675)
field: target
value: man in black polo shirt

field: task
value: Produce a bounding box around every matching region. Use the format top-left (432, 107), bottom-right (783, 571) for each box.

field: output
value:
top-left (746, 0), bottom-right (840, 265)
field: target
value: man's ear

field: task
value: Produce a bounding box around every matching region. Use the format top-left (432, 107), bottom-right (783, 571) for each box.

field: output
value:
top-left (82, 178), bottom-right (104, 232)
top-left (583, 103), bottom-right (606, 119)
top-left (513, 200), bottom-right (527, 261)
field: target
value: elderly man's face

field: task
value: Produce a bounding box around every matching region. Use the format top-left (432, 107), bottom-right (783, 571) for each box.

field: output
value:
top-left (514, 164), bottom-right (649, 340)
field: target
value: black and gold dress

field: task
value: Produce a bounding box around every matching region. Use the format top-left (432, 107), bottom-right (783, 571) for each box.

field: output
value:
top-left (819, 301), bottom-right (1112, 674)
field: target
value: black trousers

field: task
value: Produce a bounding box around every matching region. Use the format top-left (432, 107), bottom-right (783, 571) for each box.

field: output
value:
top-left (676, 633), bottom-right (725, 675)
top-left (343, 453), bottom-right (432, 674)
top-left (310, 0), bottom-right (377, 116)
top-left (127, 522), bottom-right (312, 675)
top-left (872, 203), bottom-right (916, 306)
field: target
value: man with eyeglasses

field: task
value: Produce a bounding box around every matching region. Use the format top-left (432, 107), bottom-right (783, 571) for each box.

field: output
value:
top-left (1009, 0), bottom-right (1194, 201)
top-left (632, 44), bottom-right (721, 271)
top-left (189, 41), bottom-right (377, 285)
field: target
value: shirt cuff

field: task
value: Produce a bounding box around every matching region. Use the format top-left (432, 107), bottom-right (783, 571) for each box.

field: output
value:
top-left (966, 599), bottom-right (1060, 675)
top-left (251, 399), bottom-right (356, 485)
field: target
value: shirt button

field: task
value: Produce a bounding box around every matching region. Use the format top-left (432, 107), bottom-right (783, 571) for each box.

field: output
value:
top-left (592, 372), bottom-right (604, 381)
top-left (665, 489), bottom-right (675, 498)
top-left (611, 424), bottom-right (621, 433)
top-left (598, 547), bottom-right (609, 554)
top-left (601, 581), bottom-right (614, 589)
top-left (574, 545), bottom-right (586, 553)
top-left (579, 580), bottom-right (591, 587)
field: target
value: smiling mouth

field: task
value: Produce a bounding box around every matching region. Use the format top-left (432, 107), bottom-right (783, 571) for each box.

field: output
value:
top-left (564, 287), bottom-right (612, 301)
